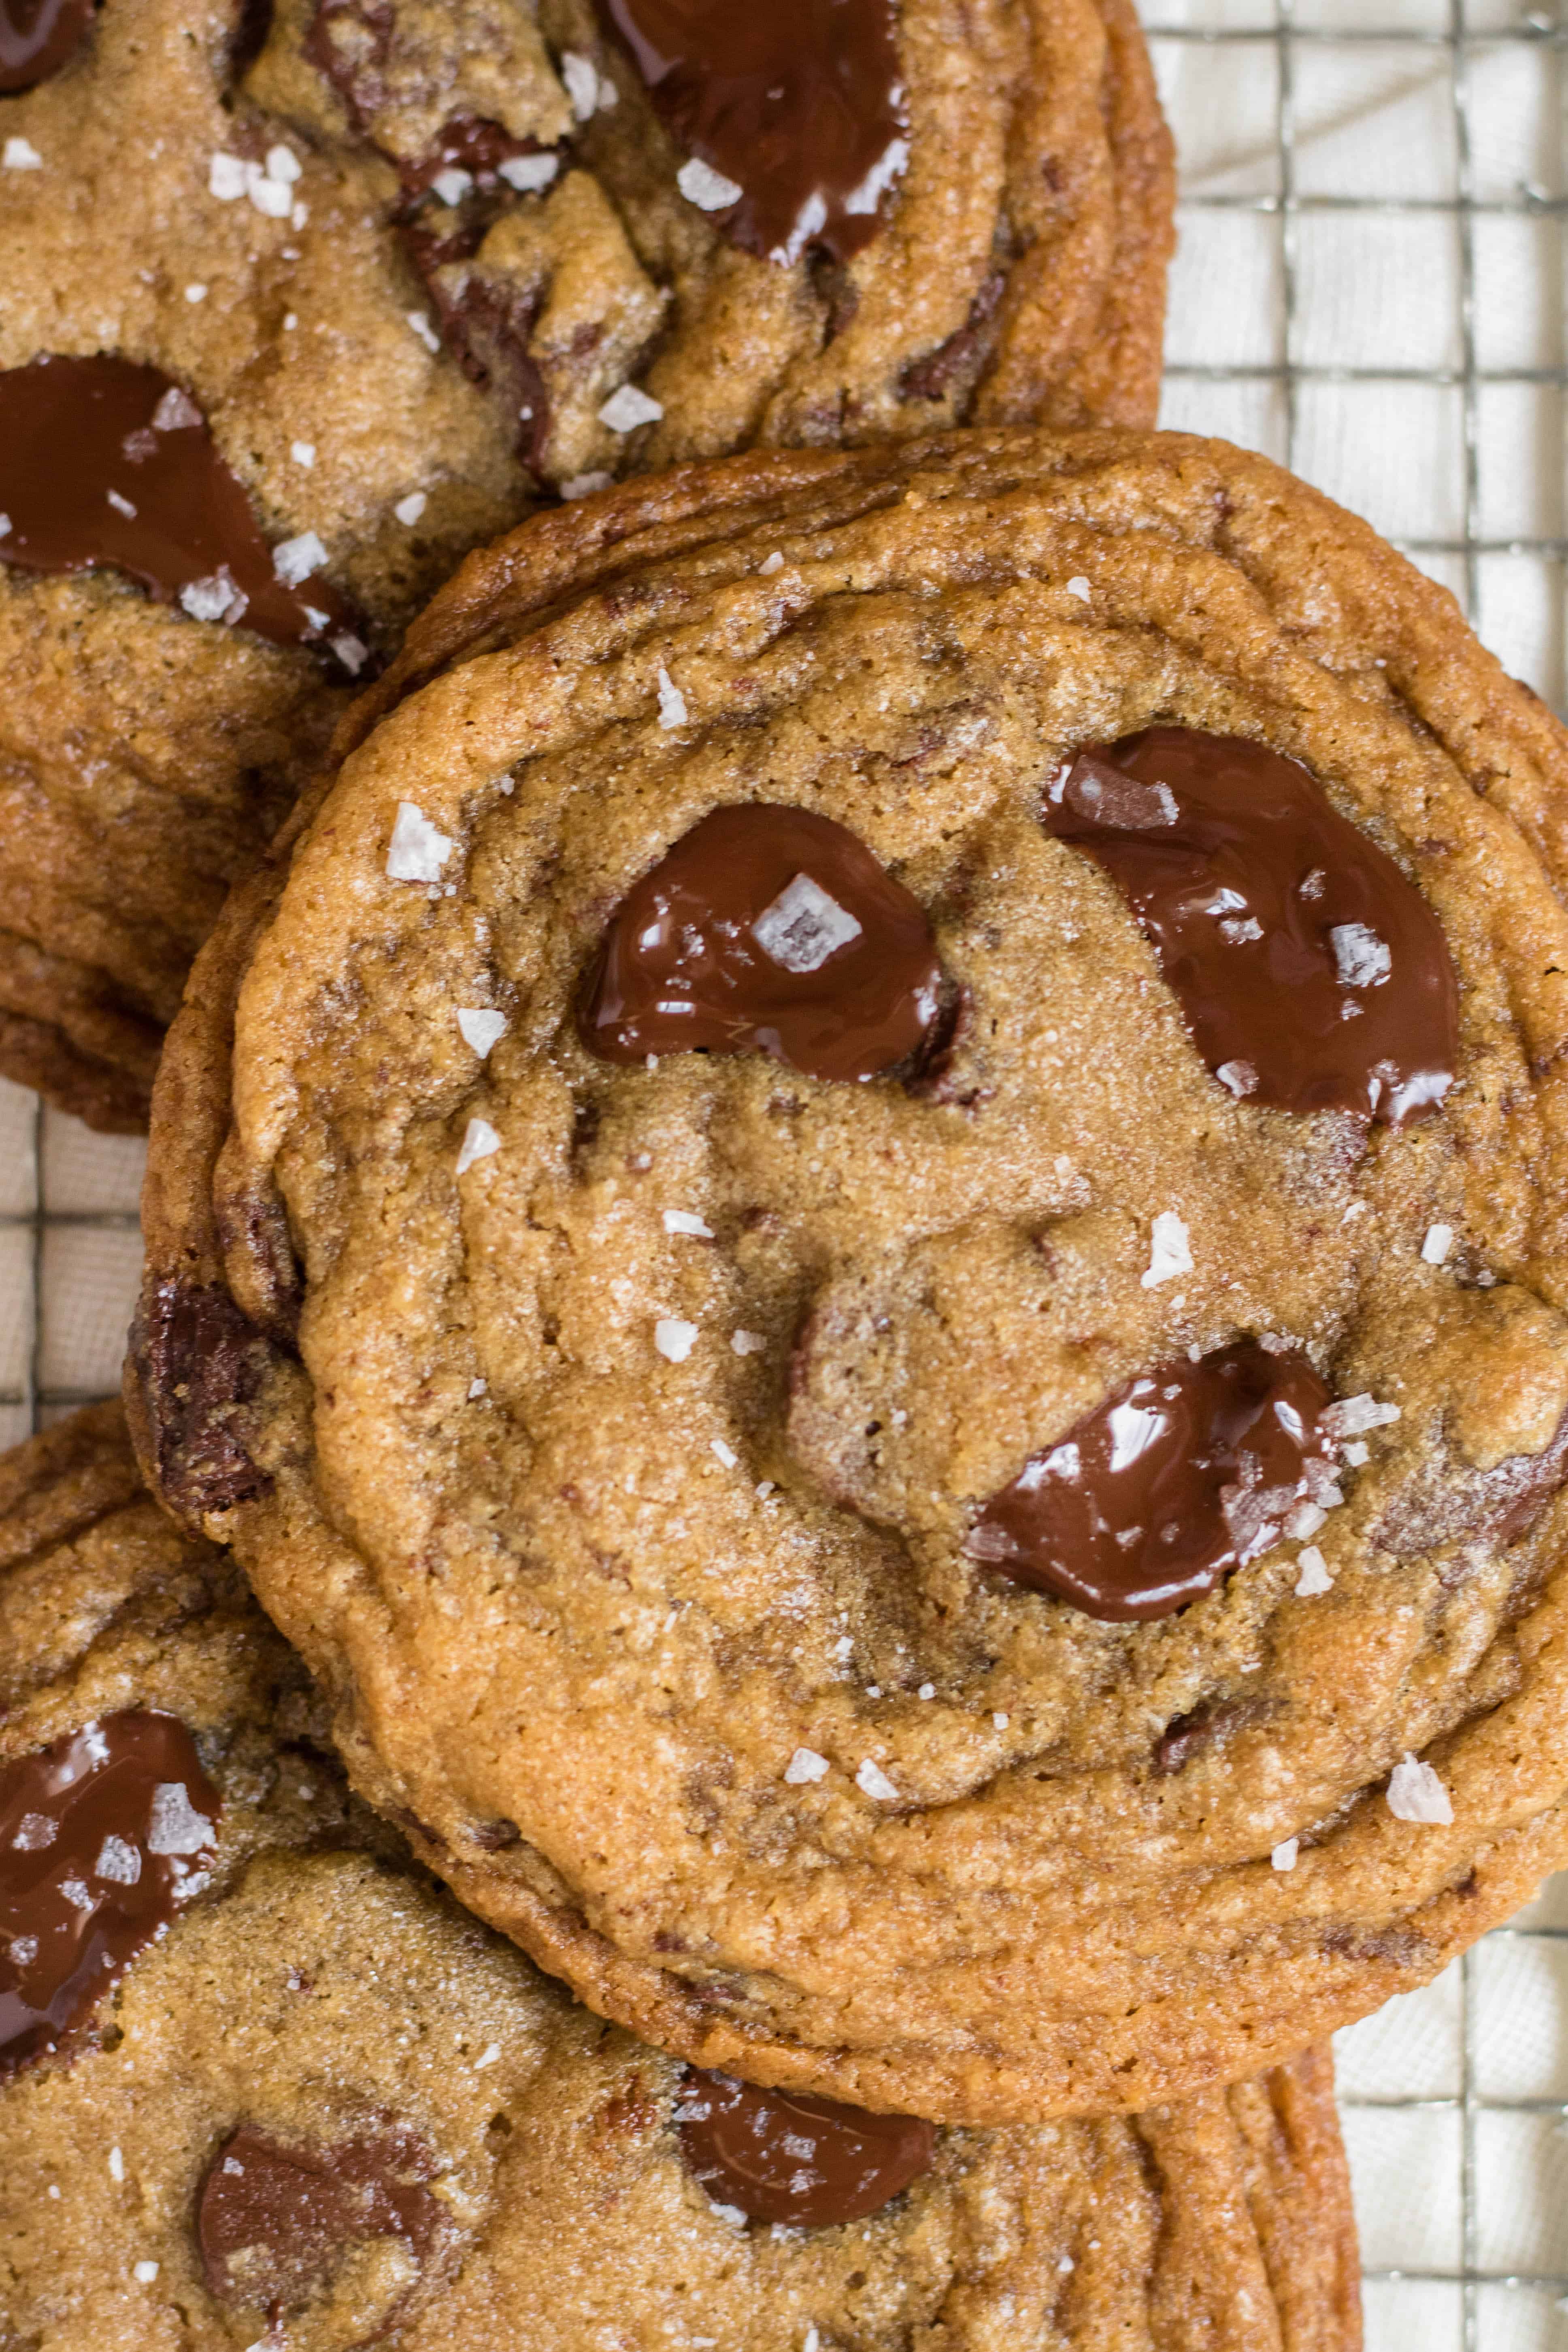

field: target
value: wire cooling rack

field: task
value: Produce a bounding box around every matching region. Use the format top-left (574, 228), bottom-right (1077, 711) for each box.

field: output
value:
top-left (1148, 3), bottom-right (1568, 2343)
top-left (0, 4), bottom-right (1562, 2344)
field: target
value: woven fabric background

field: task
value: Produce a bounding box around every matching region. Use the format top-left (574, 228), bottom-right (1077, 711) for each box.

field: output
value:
top-left (0, 2), bottom-right (1563, 2342)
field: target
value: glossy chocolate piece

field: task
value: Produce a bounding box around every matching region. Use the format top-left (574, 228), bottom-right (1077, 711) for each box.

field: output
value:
top-left (598, 0), bottom-right (907, 266)
top-left (969, 1340), bottom-right (1338, 1622)
top-left (678, 2070), bottom-right (934, 2227)
top-left (1043, 727), bottom-right (1459, 1125)
top-left (1, 1711), bottom-right (220, 2075)
top-left (198, 2124), bottom-right (443, 2314)
top-left (0, 356), bottom-right (360, 658)
top-left (0, 0), bottom-right (92, 92)
top-left (579, 803), bottom-right (941, 1083)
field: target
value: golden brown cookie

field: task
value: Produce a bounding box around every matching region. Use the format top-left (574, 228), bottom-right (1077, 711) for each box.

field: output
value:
top-left (0, 0), bottom-right (1171, 1131)
top-left (2, 1405), bottom-right (1361, 2350)
top-left (129, 423), bottom-right (1568, 2126)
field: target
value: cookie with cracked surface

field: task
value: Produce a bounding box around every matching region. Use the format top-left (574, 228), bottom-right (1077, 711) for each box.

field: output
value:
top-left (2, 1406), bottom-right (1361, 2352)
top-left (0, 0), bottom-right (1170, 1133)
top-left (129, 423), bottom-right (1568, 2124)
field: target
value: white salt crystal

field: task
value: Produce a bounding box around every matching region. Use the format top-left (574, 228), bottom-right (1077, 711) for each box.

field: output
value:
top-left (752, 873), bottom-right (862, 973)
top-left (146, 1783), bottom-right (213, 1856)
top-left (1271, 1838), bottom-right (1299, 1872)
top-left (1065, 575), bottom-right (1091, 602)
top-left (153, 385), bottom-right (202, 431)
top-left (600, 384), bottom-right (664, 433)
top-left (678, 156), bottom-right (743, 210)
top-left (456, 1008), bottom-right (507, 1058)
top-left (785, 1747), bottom-right (829, 1784)
top-left (1325, 1394), bottom-right (1401, 1438)
top-left (561, 51), bottom-right (600, 119)
top-left (406, 309), bottom-right (441, 354)
top-left (711, 1437), bottom-right (738, 1469)
top-left (1330, 921), bottom-right (1392, 989)
top-left (1140, 1211), bottom-right (1192, 1289)
top-left (394, 491), bottom-right (427, 525)
top-left (656, 666), bottom-right (688, 728)
top-left (498, 152), bottom-right (559, 193)
top-left (272, 530), bottom-right (327, 584)
top-left (208, 151), bottom-right (246, 199)
top-left (1387, 1754), bottom-right (1453, 1825)
top-left (732, 1329), bottom-right (766, 1355)
top-left (94, 1835), bottom-right (143, 1885)
top-left (856, 1758), bottom-right (899, 1803)
top-left (290, 440), bottom-right (316, 468)
top-left (455, 1118), bottom-right (500, 1176)
top-left (1421, 1223), bottom-right (1454, 1265)
top-left (1217, 1059), bottom-right (1258, 1097)
top-left (561, 470), bottom-right (613, 499)
top-left (432, 166), bottom-right (473, 206)
top-left (654, 1318), bottom-right (698, 1363)
top-left (663, 1209), bottom-right (713, 1238)
top-left (387, 802), bottom-right (455, 882)
top-left (1294, 1546), bottom-right (1332, 1596)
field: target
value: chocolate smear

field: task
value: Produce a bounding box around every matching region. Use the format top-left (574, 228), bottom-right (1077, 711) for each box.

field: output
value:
top-left (970, 1339), bottom-right (1338, 1621)
top-left (679, 2069), bottom-right (933, 2227)
top-left (1, 1711), bottom-right (220, 2075)
top-left (0, 356), bottom-right (364, 664)
top-left (598, 0), bottom-right (907, 266)
top-left (1043, 727), bottom-right (1459, 1125)
top-left (0, 0), bottom-right (93, 92)
top-left (579, 803), bottom-right (942, 1083)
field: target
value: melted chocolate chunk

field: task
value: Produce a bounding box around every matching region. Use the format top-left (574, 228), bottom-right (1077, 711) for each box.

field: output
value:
top-left (970, 1340), bottom-right (1338, 1622)
top-left (198, 2124), bottom-right (442, 2315)
top-left (0, 357), bottom-right (362, 661)
top-left (579, 804), bottom-right (942, 1083)
top-left (598, 0), bottom-right (907, 266)
top-left (0, 0), bottom-right (92, 92)
top-left (678, 2070), bottom-right (934, 2227)
top-left (130, 1278), bottom-right (277, 1527)
top-left (1043, 727), bottom-right (1459, 1125)
top-left (1, 1712), bottom-right (220, 2076)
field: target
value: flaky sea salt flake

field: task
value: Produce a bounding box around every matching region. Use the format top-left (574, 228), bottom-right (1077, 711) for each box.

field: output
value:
top-left (432, 167), bottom-right (473, 206)
top-left (656, 666), bottom-right (688, 728)
top-left (473, 2042), bottom-right (501, 2069)
top-left (600, 383), bottom-right (664, 433)
top-left (406, 308), bottom-right (441, 354)
top-left (273, 529), bottom-right (327, 584)
top-left (1140, 1211), bottom-right (1192, 1289)
top-left (394, 491), bottom-right (427, 525)
top-left (678, 156), bottom-right (743, 211)
top-left (95, 1835), bottom-right (143, 1884)
top-left (152, 385), bottom-right (202, 431)
top-left (132, 2261), bottom-right (160, 2285)
top-left (1330, 921), bottom-right (1392, 989)
top-left (561, 51), bottom-right (600, 119)
top-left (4, 136), bottom-right (42, 169)
top-left (752, 872), bottom-right (862, 973)
top-left (1387, 1754), bottom-right (1453, 1825)
top-left (1271, 1838), bottom-right (1299, 1872)
top-left (654, 1317), bottom-right (698, 1363)
top-left (784, 1747), bottom-right (828, 1786)
top-left (1325, 1393), bottom-right (1401, 1439)
top-left (184, 282), bottom-right (207, 302)
top-left (331, 634), bottom-right (368, 674)
top-left (732, 1329), bottom-right (766, 1355)
top-left (759, 551), bottom-right (784, 574)
top-left (1217, 1059), bottom-right (1258, 1098)
top-left (561, 470), bottom-right (613, 500)
top-left (179, 567), bottom-right (246, 624)
top-left (387, 802), bottom-right (455, 883)
top-left (664, 1209), bottom-right (713, 1238)
top-left (147, 1783), bottom-right (213, 1855)
top-left (457, 1008), bottom-right (507, 1058)
top-left (711, 1437), bottom-right (738, 1469)
top-left (291, 440), bottom-right (316, 467)
top-left (498, 152), bottom-right (559, 193)
top-left (1421, 1223), bottom-right (1455, 1265)
top-left (456, 1118), bottom-right (500, 1176)
top-left (1294, 1546), bottom-right (1332, 1597)
top-left (856, 1757), bottom-right (899, 1803)
top-left (1065, 575), bottom-right (1091, 602)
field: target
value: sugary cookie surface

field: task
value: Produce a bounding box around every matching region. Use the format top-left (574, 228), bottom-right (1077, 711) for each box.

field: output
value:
top-left (2, 1407), bottom-right (1359, 2350)
top-left (134, 425), bottom-right (1568, 2122)
top-left (0, 0), bottom-right (1169, 1127)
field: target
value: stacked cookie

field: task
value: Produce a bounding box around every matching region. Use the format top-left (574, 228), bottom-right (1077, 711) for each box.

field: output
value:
top-left (8, 2), bottom-right (1568, 2344)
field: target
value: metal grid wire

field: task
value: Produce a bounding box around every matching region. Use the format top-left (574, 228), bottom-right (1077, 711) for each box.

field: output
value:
top-left (1147, 4), bottom-right (1568, 2342)
top-left (0, 4), bottom-right (1564, 2346)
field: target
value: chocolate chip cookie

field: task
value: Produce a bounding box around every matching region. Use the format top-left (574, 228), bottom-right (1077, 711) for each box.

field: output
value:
top-left (0, 0), bottom-right (1171, 1131)
top-left (130, 423), bottom-right (1568, 2124)
top-left (2, 1405), bottom-right (1362, 2350)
